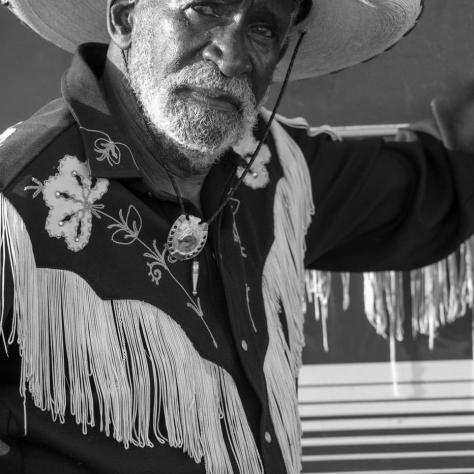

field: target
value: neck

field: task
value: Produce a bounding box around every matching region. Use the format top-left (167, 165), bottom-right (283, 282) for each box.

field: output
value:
top-left (102, 45), bottom-right (209, 213)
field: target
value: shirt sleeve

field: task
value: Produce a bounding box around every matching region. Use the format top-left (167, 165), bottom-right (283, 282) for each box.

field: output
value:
top-left (294, 129), bottom-right (474, 272)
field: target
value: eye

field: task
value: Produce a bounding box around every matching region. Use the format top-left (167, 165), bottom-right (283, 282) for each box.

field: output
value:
top-left (249, 23), bottom-right (276, 42)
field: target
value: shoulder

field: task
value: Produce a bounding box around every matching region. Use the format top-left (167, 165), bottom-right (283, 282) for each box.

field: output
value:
top-left (266, 112), bottom-right (342, 166)
top-left (273, 113), bottom-right (342, 145)
top-left (0, 98), bottom-right (77, 191)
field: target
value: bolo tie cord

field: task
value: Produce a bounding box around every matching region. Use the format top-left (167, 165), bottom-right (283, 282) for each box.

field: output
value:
top-left (206, 31), bottom-right (307, 225)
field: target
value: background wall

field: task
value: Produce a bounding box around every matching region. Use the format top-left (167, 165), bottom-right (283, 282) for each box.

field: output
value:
top-left (267, 0), bottom-right (474, 125)
top-left (0, 8), bottom-right (70, 131)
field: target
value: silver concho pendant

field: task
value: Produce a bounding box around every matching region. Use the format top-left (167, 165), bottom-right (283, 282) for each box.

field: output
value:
top-left (167, 214), bottom-right (209, 261)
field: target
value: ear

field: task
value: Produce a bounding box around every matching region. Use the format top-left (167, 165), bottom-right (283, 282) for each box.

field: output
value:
top-left (107, 0), bottom-right (137, 50)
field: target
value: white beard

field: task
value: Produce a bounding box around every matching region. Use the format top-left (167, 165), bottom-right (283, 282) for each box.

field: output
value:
top-left (127, 10), bottom-right (258, 170)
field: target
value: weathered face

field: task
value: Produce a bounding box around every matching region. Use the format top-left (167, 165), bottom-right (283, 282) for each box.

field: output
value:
top-left (127, 0), bottom-right (294, 169)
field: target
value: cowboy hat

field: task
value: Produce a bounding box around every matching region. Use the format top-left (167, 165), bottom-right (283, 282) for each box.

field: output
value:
top-left (3, 0), bottom-right (423, 81)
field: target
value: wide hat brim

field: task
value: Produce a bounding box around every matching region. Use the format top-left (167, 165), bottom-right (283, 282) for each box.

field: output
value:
top-left (6, 0), bottom-right (423, 82)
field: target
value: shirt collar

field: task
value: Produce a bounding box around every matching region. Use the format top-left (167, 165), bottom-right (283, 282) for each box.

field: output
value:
top-left (62, 43), bottom-right (141, 179)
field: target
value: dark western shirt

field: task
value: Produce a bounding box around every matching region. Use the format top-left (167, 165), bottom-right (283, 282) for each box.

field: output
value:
top-left (0, 44), bottom-right (474, 474)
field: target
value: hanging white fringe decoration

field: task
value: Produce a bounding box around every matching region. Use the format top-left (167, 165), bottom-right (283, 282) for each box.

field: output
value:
top-left (410, 241), bottom-right (474, 348)
top-left (0, 194), bottom-right (264, 474)
top-left (305, 270), bottom-right (332, 352)
top-left (305, 238), bottom-right (474, 352)
top-left (261, 110), bottom-right (315, 474)
top-left (301, 121), bottom-right (474, 355)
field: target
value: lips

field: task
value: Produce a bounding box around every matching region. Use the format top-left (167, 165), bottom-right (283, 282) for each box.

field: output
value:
top-left (178, 86), bottom-right (242, 113)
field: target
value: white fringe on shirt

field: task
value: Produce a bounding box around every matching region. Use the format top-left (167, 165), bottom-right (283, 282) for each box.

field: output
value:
top-left (0, 194), bottom-right (264, 474)
top-left (261, 110), bottom-right (315, 474)
top-left (306, 238), bottom-right (474, 356)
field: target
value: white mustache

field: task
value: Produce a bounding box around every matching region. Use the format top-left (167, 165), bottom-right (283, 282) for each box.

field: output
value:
top-left (168, 63), bottom-right (256, 112)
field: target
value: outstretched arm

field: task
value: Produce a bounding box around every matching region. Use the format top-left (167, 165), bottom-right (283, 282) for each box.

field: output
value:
top-left (278, 83), bottom-right (474, 272)
top-left (302, 131), bottom-right (474, 271)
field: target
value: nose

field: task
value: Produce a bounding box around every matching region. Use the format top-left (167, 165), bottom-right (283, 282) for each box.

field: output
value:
top-left (202, 25), bottom-right (252, 78)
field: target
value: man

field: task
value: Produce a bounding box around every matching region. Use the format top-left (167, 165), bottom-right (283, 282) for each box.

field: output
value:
top-left (0, 0), bottom-right (474, 473)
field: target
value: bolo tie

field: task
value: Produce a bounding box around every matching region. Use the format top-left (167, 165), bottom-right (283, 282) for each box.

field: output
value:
top-left (126, 32), bottom-right (306, 297)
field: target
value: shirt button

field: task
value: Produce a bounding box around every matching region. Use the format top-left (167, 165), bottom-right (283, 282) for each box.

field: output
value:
top-left (265, 432), bottom-right (272, 443)
top-left (241, 340), bottom-right (248, 351)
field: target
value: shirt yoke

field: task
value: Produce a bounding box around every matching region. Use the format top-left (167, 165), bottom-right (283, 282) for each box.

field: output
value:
top-left (0, 98), bottom-right (75, 192)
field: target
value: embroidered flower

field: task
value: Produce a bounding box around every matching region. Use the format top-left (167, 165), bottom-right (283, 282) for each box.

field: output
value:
top-left (24, 177), bottom-right (44, 198)
top-left (42, 155), bottom-right (109, 252)
top-left (94, 137), bottom-right (122, 166)
top-left (0, 125), bottom-right (18, 148)
top-left (81, 127), bottom-right (138, 169)
top-left (233, 132), bottom-right (271, 190)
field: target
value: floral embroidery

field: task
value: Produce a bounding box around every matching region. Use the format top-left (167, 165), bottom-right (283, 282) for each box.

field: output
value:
top-left (233, 132), bottom-right (271, 190)
top-left (27, 156), bottom-right (217, 347)
top-left (108, 206), bottom-right (142, 246)
top-left (103, 205), bottom-right (217, 347)
top-left (41, 156), bottom-right (109, 252)
top-left (0, 125), bottom-right (19, 148)
top-left (24, 178), bottom-right (44, 199)
top-left (229, 198), bottom-right (247, 258)
top-left (145, 243), bottom-right (166, 285)
top-left (80, 126), bottom-right (138, 169)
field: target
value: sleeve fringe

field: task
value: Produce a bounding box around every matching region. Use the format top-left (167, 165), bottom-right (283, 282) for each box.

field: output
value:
top-left (305, 237), bottom-right (474, 353)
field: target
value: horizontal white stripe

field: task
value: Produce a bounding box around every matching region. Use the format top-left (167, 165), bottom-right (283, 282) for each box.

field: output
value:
top-left (330, 124), bottom-right (409, 138)
top-left (303, 469), bottom-right (474, 474)
top-left (275, 116), bottom-right (407, 138)
top-left (299, 381), bottom-right (474, 403)
top-left (299, 360), bottom-right (474, 386)
top-left (302, 450), bottom-right (474, 462)
top-left (300, 398), bottom-right (474, 418)
top-left (302, 432), bottom-right (474, 447)
top-left (302, 414), bottom-right (474, 432)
